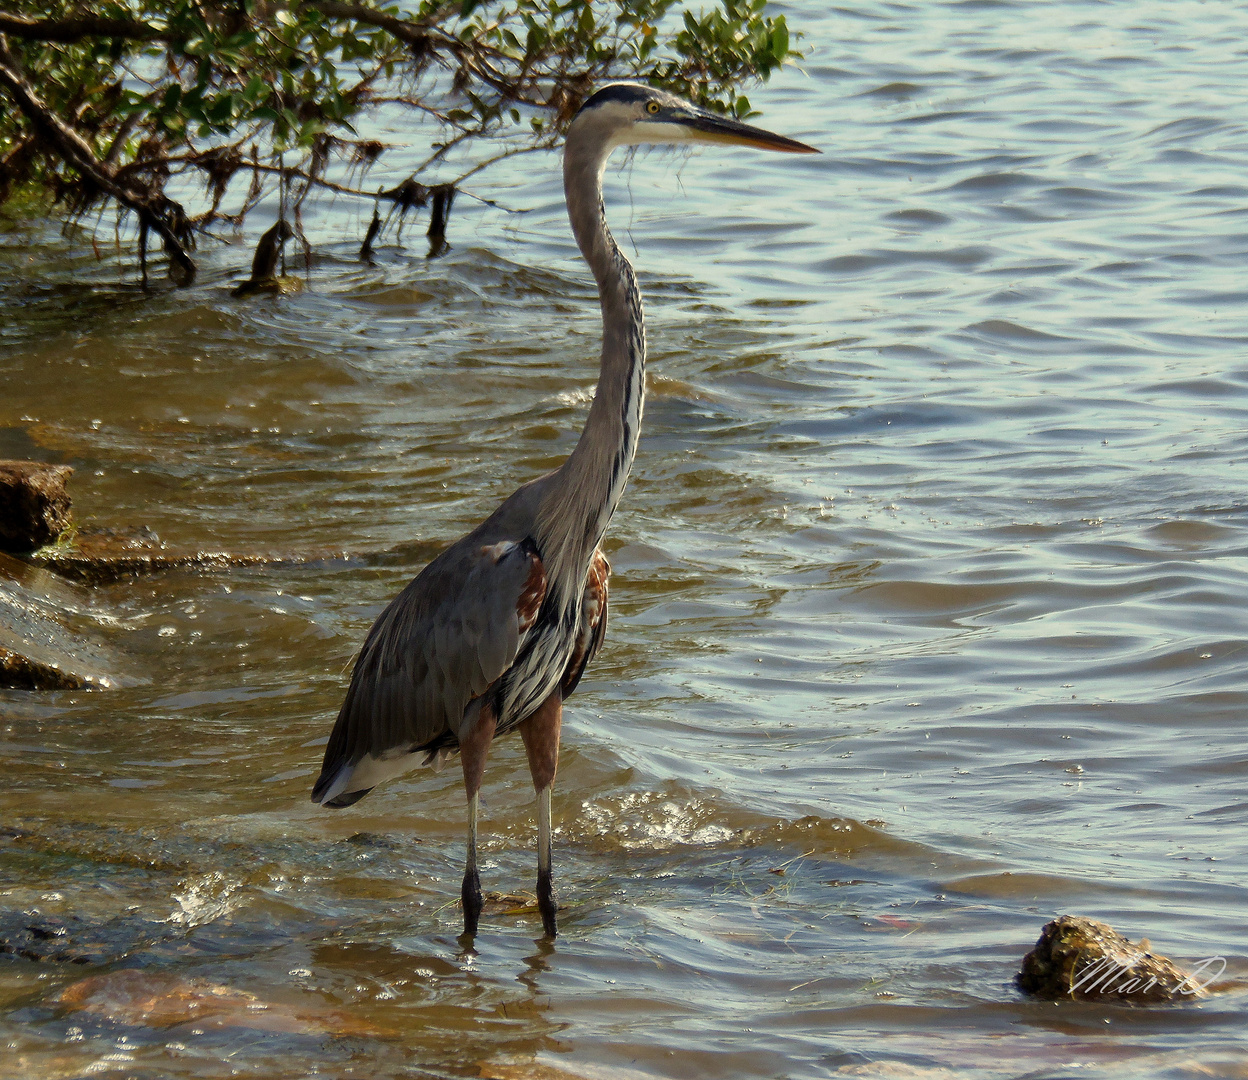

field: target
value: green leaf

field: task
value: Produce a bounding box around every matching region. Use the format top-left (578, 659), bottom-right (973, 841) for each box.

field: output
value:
top-left (769, 17), bottom-right (789, 61)
top-left (242, 75), bottom-right (268, 104)
top-left (160, 83), bottom-right (182, 113)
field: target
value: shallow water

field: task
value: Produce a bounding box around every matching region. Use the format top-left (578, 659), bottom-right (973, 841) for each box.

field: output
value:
top-left (2, 0), bottom-right (1247, 1076)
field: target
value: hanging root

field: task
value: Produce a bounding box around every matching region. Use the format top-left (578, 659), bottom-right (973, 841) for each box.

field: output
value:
top-left (250, 219), bottom-right (293, 280)
top-left (427, 183), bottom-right (455, 256)
top-left (231, 219), bottom-right (293, 297)
top-left (359, 206), bottom-right (382, 261)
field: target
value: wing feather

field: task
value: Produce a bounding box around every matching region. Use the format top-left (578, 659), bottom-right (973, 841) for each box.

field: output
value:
top-left (311, 535), bottom-right (547, 804)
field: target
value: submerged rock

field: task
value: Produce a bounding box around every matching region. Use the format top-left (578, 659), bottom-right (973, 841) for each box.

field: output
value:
top-left (0, 906), bottom-right (166, 966)
top-left (231, 274), bottom-right (304, 297)
top-left (1017, 915), bottom-right (1209, 1003)
top-left (28, 529), bottom-right (436, 585)
top-left (28, 524), bottom-right (318, 584)
top-left (0, 646), bottom-right (85, 691)
top-left (0, 917), bottom-right (90, 965)
top-left (0, 552), bottom-right (132, 689)
top-left (57, 969), bottom-right (391, 1036)
top-left (483, 891), bottom-right (540, 916)
top-left (0, 460), bottom-right (73, 553)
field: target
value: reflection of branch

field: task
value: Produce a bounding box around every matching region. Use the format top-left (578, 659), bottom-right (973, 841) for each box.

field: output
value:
top-left (0, 36), bottom-right (195, 283)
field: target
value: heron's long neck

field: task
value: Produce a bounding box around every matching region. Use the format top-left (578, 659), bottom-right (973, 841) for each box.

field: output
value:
top-left (536, 137), bottom-right (645, 580)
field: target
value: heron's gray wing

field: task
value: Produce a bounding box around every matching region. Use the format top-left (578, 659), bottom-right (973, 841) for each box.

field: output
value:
top-left (561, 548), bottom-right (610, 698)
top-left (312, 537), bottom-right (546, 805)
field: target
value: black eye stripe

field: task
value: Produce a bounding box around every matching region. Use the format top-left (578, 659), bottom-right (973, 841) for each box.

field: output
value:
top-left (577, 83), bottom-right (653, 114)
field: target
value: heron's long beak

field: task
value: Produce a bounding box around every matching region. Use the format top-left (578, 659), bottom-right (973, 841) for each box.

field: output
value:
top-left (677, 108), bottom-right (819, 154)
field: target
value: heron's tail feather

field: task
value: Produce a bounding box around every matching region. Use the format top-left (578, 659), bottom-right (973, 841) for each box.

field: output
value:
top-left (320, 785), bottom-right (374, 809)
top-left (311, 750), bottom-right (413, 807)
top-left (310, 757), bottom-right (361, 806)
top-left (311, 734), bottom-right (460, 807)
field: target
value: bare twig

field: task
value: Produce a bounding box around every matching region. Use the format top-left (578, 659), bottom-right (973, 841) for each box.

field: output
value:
top-left (301, 0), bottom-right (455, 45)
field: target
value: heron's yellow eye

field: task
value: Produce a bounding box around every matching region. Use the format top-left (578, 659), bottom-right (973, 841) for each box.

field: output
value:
top-left (646, 101), bottom-right (660, 115)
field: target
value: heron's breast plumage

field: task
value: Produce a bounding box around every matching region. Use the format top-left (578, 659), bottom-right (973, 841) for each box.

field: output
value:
top-left (493, 577), bottom-right (583, 735)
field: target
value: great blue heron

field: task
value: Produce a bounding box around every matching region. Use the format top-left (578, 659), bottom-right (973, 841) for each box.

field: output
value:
top-left (311, 83), bottom-right (817, 939)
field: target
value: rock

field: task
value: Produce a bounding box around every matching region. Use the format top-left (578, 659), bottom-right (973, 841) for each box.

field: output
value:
top-left (1018, 915), bottom-right (1210, 1003)
top-left (0, 460), bottom-right (73, 553)
top-left (28, 531), bottom-right (440, 585)
top-left (0, 551), bottom-right (134, 689)
top-left (483, 891), bottom-right (540, 916)
top-left (26, 524), bottom-right (179, 585)
top-left (27, 524), bottom-right (294, 584)
top-left (29, 534), bottom-right (332, 584)
top-left (342, 832), bottom-right (403, 850)
top-left (0, 645), bottom-right (87, 691)
top-left (0, 908), bottom-right (163, 966)
top-left (231, 275), bottom-right (304, 297)
top-left (0, 917), bottom-right (87, 964)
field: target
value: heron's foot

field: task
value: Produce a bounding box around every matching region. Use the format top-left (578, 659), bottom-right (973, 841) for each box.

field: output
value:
top-left (536, 868), bottom-right (557, 939)
top-left (461, 868), bottom-right (483, 936)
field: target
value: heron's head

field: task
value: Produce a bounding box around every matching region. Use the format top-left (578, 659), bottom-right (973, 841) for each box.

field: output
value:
top-left (568, 83), bottom-right (818, 157)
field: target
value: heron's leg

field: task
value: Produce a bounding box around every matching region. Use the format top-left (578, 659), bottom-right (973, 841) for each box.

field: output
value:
top-left (534, 781), bottom-right (556, 937)
top-left (519, 691), bottom-right (562, 939)
top-left (459, 702), bottom-right (497, 936)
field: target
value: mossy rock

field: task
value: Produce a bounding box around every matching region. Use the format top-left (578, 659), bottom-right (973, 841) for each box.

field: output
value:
top-left (1018, 915), bottom-right (1209, 1003)
top-left (0, 460), bottom-right (73, 553)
